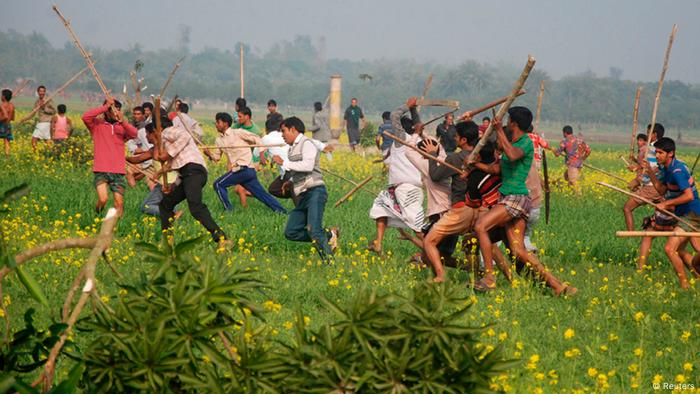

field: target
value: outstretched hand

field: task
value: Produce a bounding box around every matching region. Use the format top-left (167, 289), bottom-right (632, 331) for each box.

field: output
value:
top-left (421, 138), bottom-right (439, 154)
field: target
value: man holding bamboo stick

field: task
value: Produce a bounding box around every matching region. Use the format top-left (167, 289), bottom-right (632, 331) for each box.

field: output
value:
top-left (82, 97), bottom-right (138, 217)
top-left (204, 112), bottom-right (287, 213)
top-left (641, 137), bottom-right (700, 288)
top-left (622, 124), bottom-right (665, 231)
top-left (471, 107), bottom-right (575, 295)
top-left (150, 115), bottom-right (229, 245)
top-left (367, 97), bottom-right (425, 254)
top-left (31, 85), bottom-right (56, 152)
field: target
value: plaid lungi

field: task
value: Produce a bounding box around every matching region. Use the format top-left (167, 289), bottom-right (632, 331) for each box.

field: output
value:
top-left (499, 194), bottom-right (532, 221)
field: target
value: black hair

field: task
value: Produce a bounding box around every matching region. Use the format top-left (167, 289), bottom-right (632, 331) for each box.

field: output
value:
top-left (37, 85), bottom-right (46, 91)
top-left (479, 141), bottom-right (497, 164)
top-left (562, 125), bottom-right (574, 135)
top-left (179, 103), bottom-right (189, 113)
top-left (351, 97), bottom-right (358, 102)
top-left (654, 137), bottom-right (675, 153)
top-left (1, 89), bottom-right (11, 101)
top-left (141, 102), bottom-right (154, 111)
top-left (102, 99), bottom-right (123, 109)
top-left (235, 97), bottom-right (247, 110)
top-left (647, 123), bottom-right (665, 138)
top-left (133, 106), bottom-right (144, 114)
top-left (636, 133), bottom-right (648, 142)
top-left (57, 104), bottom-right (66, 114)
top-left (483, 116), bottom-right (491, 122)
top-left (268, 99), bottom-right (277, 107)
top-left (455, 121), bottom-right (479, 146)
top-left (507, 106), bottom-right (532, 132)
top-left (238, 106), bottom-right (252, 117)
top-left (282, 116), bottom-right (305, 133)
top-left (382, 111), bottom-right (391, 121)
top-left (400, 116), bottom-right (414, 135)
top-left (314, 102), bottom-right (322, 112)
top-left (215, 112), bottom-right (233, 127)
top-left (144, 117), bottom-right (173, 133)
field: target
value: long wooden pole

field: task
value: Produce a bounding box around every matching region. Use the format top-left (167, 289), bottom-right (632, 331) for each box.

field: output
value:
top-left (460, 90), bottom-right (527, 121)
top-left (334, 175), bottom-right (373, 207)
top-left (159, 56), bottom-right (185, 97)
top-left (616, 230), bottom-right (700, 238)
top-left (321, 167), bottom-right (377, 196)
top-left (534, 80), bottom-right (551, 224)
top-left (646, 24), bottom-right (678, 151)
top-left (583, 163), bottom-right (629, 183)
top-left (416, 73), bottom-right (433, 113)
top-left (198, 144), bottom-right (287, 149)
top-left (422, 108), bottom-right (460, 127)
top-left (12, 79), bottom-right (31, 97)
top-left (597, 181), bottom-right (699, 231)
top-left (534, 81), bottom-right (544, 132)
top-left (126, 162), bottom-right (158, 184)
top-left (153, 97), bottom-right (169, 190)
top-left (690, 151), bottom-right (700, 175)
top-left (382, 131), bottom-right (466, 175)
top-left (630, 86), bottom-right (642, 158)
top-left (239, 43), bottom-right (245, 98)
top-left (53, 6), bottom-right (111, 97)
top-left (17, 67), bottom-right (89, 124)
top-left (468, 56), bottom-right (536, 162)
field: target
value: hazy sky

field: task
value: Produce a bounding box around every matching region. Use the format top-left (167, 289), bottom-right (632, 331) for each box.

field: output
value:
top-left (3, 0), bottom-right (700, 83)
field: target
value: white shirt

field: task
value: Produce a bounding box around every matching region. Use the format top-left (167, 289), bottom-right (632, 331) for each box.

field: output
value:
top-left (386, 141), bottom-right (422, 187)
top-left (173, 113), bottom-right (203, 140)
top-left (282, 134), bottom-right (318, 173)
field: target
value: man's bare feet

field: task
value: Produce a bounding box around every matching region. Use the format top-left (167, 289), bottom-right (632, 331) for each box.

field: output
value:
top-left (366, 240), bottom-right (382, 255)
top-left (555, 284), bottom-right (578, 297)
top-left (173, 210), bottom-right (184, 221)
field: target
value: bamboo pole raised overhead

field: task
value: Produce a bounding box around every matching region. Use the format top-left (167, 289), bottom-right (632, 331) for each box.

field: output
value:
top-left (646, 24), bottom-right (678, 151)
top-left (467, 56), bottom-right (536, 162)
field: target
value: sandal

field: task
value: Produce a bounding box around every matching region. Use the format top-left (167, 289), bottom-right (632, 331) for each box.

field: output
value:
top-left (472, 278), bottom-right (496, 293)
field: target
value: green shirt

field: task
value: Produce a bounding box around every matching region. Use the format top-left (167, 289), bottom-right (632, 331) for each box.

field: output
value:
top-left (234, 122), bottom-right (262, 136)
top-left (499, 134), bottom-right (533, 196)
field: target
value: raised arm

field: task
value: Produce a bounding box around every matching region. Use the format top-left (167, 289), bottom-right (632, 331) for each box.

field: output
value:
top-left (82, 104), bottom-right (109, 131)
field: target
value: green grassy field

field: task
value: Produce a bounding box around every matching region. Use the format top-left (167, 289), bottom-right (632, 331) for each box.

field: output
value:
top-left (1, 108), bottom-right (699, 392)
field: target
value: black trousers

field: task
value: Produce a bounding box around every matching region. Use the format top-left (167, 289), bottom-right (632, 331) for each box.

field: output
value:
top-left (159, 163), bottom-right (226, 242)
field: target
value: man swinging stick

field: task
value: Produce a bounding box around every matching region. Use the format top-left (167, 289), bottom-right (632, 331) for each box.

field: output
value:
top-left (471, 107), bottom-right (576, 295)
top-left (82, 97), bottom-right (138, 217)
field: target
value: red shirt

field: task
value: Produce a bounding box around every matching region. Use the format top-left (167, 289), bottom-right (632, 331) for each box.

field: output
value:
top-left (527, 133), bottom-right (549, 162)
top-left (83, 105), bottom-right (137, 174)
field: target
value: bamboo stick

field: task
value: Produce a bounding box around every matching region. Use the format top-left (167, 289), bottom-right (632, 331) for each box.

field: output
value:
top-left (126, 162), bottom-right (158, 184)
top-left (597, 181), bottom-right (699, 232)
top-left (239, 43), bottom-right (245, 98)
top-left (321, 167), bottom-right (378, 196)
top-left (620, 155), bottom-right (632, 166)
top-left (468, 56), bottom-right (536, 162)
top-left (334, 175), bottom-right (373, 207)
top-left (630, 86), bottom-right (642, 158)
top-left (583, 163), bottom-right (629, 183)
top-left (616, 230), bottom-right (700, 238)
top-left (159, 56), bottom-right (185, 97)
top-left (53, 6), bottom-right (112, 101)
top-left (691, 151), bottom-right (700, 175)
top-left (12, 79), bottom-right (31, 97)
top-left (381, 131), bottom-right (466, 176)
top-left (17, 67), bottom-right (89, 124)
top-left (153, 97), bottom-right (169, 190)
top-left (199, 144), bottom-right (287, 149)
top-left (416, 99), bottom-right (459, 108)
top-left (422, 108), bottom-right (460, 127)
top-left (459, 90), bottom-right (527, 122)
top-left (534, 82), bottom-right (544, 132)
top-left (416, 73), bottom-right (433, 113)
top-left (646, 24), bottom-right (678, 151)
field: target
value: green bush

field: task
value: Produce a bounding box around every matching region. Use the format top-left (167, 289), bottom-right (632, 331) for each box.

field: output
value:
top-left (359, 121), bottom-right (377, 148)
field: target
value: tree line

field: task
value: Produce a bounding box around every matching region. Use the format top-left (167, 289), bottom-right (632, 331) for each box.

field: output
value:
top-left (2, 30), bottom-right (700, 130)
